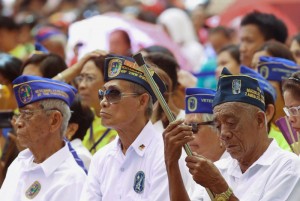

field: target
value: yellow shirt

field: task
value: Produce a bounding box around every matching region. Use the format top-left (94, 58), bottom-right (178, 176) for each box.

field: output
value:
top-left (82, 113), bottom-right (117, 155)
top-left (269, 123), bottom-right (292, 152)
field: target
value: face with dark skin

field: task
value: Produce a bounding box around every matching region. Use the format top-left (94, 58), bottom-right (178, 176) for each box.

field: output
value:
top-left (239, 24), bottom-right (265, 67)
top-left (213, 102), bottom-right (269, 170)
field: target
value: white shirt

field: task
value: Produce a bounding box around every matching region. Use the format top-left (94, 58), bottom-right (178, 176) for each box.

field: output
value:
top-left (80, 121), bottom-right (171, 201)
top-left (199, 140), bottom-right (300, 201)
top-left (71, 138), bottom-right (92, 170)
top-left (0, 143), bottom-right (86, 201)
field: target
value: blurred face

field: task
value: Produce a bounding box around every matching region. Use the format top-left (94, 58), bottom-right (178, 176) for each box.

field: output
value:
top-left (109, 31), bottom-right (131, 56)
top-left (216, 51), bottom-right (240, 78)
top-left (78, 60), bottom-right (104, 109)
top-left (14, 102), bottom-right (52, 148)
top-left (185, 113), bottom-right (220, 158)
top-left (99, 80), bottom-right (144, 129)
top-left (209, 32), bottom-right (230, 53)
top-left (251, 50), bottom-right (271, 70)
top-left (283, 89), bottom-right (300, 132)
top-left (239, 24), bottom-right (265, 67)
top-left (213, 102), bottom-right (259, 162)
top-left (290, 39), bottom-right (300, 65)
top-left (22, 64), bottom-right (43, 77)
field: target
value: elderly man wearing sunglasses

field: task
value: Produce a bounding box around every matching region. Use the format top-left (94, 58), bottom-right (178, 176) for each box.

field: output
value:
top-left (80, 54), bottom-right (188, 201)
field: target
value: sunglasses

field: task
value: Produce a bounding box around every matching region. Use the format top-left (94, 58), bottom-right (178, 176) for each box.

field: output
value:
top-left (187, 121), bottom-right (215, 134)
top-left (283, 105), bottom-right (300, 117)
top-left (98, 89), bottom-right (140, 104)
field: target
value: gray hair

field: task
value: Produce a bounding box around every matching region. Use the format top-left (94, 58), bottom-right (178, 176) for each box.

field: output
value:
top-left (129, 82), bottom-right (153, 119)
top-left (39, 99), bottom-right (71, 137)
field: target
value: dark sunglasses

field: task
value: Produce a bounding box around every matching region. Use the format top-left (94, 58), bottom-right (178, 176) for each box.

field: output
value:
top-left (98, 89), bottom-right (140, 104)
top-left (187, 121), bottom-right (215, 134)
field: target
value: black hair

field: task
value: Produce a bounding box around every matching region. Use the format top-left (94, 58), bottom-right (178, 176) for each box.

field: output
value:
top-left (218, 44), bottom-right (240, 64)
top-left (69, 96), bottom-right (94, 141)
top-left (264, 91), bottom-right (275, 133)
top-left (21, 53), bottom-right (67, 78)
top-left (209, 26), bottom-right (231, 39)
top-left (0, 16), bottom-right (18, 30)
top-left (0, 53), bottom-right (22, 82)
top-left (257, 41), bottom-right (295, 62)
top-left (145, 52), bottom-right (179, 91)
top-left (241, 11), bottom-right (288, 43)
top-left (141, 45), bottom-right (175, 58)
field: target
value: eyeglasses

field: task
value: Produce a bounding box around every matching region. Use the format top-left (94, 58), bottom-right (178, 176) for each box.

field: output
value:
top-left (98, 89), bottom-right (140, 104)
top-left (75, 74), bottom-right (97, 85)
top-left (283, 105), bottom-right (300, 117)
top-left (15, 108), bottom-right (57, 120)
top-left (187, 121), bottom-right (215, 134)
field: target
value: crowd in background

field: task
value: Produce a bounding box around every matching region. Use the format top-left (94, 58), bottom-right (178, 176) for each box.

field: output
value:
top-left (1, 0), bottom-right (300, 195)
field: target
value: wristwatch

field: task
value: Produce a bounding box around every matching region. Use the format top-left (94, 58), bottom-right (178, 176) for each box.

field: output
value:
top-left (214, 187), bottom-right (233, 201)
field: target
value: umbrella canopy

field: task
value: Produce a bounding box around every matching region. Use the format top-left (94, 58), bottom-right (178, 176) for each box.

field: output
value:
top-left (212, 0), bottom-right (299, 38)
top-left (67, 12), bottom-right (192, 71)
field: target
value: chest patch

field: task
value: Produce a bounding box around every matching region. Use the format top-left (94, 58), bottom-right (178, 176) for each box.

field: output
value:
top-left (133, 171), bottom-right (145, 194)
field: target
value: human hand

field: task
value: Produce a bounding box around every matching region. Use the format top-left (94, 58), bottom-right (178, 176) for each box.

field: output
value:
top-left (163, 120), bottom-right (194, 166)
top-left (71, 49), bottom-right (108, 70)
top-left (186, 153), bottom-right (228, 194)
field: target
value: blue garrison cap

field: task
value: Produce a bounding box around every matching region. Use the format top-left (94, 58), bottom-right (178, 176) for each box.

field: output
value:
top-left (104, 54), bottom-right (166, 103)
top-left (240, 65), bottom-right (276, 102)
top-left (213, 68), bottom-right (265, 111)
top-left (185, 88), bottom-right (215, 114)
top-left (13, 75), bottom-right (77, 108)
top-left (258, 56), bottom-right (300, 82)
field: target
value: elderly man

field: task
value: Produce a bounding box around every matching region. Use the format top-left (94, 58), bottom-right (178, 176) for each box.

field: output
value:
top-left (80, 54), bottom-right (193, 200)
top-left (0, 75), bottom-right (86, 200)
top-left (164, 68), bottom-right (300, 201)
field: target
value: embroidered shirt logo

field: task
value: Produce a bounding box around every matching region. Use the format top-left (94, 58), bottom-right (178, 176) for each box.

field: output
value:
top-left (25, 181), bottom-right (41, 199)
top-left (133, 171), bottom-right (145, 194)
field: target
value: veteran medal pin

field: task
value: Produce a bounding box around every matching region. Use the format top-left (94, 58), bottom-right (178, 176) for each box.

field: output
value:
top-left (25, 181), bottom-right (41, 199)
top-left (133, 171), bottom-right (145, 194)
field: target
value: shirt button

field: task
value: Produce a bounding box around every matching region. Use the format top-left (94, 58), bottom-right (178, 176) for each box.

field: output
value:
top-left (120, 167), bottom-right (125, 172)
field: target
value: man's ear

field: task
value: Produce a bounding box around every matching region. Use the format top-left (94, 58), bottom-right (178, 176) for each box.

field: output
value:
top-left (265, 104), bottom-right (275, 123)
top-left (49, 110), bottom-right (63, 133)
top-left (138, 93), bottom-right (150, 110)
top-left (257, 110), bottom-right (267, 128)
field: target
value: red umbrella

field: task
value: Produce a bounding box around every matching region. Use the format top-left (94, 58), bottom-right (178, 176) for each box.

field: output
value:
top-left (67, 12), bottom-right (192, 71)
top-left (211, 0), bottom-right (299, 38)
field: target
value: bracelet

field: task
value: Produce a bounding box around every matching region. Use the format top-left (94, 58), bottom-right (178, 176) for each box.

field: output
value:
top-left (57, 73), bottom-right (65, 82)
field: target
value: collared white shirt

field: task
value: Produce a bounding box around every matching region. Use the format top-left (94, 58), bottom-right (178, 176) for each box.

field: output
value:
top-left (71, 138), bottom-right (92, 170)
top-left (80, 121), bottom-right (171, 201)
top-left (199, 140), bottom-right (300, 201)
top-left (0, 143), bottom-right (86, 201)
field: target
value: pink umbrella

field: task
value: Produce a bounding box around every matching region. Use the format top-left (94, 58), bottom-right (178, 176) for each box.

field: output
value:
top-left (67, 12), bottom-right (192, 71)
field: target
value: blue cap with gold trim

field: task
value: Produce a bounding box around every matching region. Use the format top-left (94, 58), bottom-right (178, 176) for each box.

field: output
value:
top-left (13, 75), bottom-right (77, 108)
top-left (240, 65), bottom-right (277, 102)
top-left (104, 54), bottom-right (166, 103)
top-left (185, 88), bottom-right (215, 114)
top-left (213, 68), bottom-right (265, 111)
top-left (258, 56), bottom-right (300, 82)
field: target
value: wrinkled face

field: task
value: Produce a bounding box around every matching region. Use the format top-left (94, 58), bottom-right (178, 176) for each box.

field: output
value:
top-left (251, 50), bottom-right (271, 70)
top-left (216, 51), bottom-right (240, 78)
top-left (99, 80), bottom-right (143, 129)
top-left (283, 89), bottom-right (300, 132)
top-left (22, 64), bottom-right (43, 77)
top-left (239, 24), bottom-right (265, 67)
top-left (14, 102), bottom-right (52, 148)
top-left (290, 39), bottom-right (300, 65)
top-left (213, 102), bottom-right (258, 161)
top-left (185, 113), bottom-right (219, 156)
top-left (78, 60), bottom-right (104, 109)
